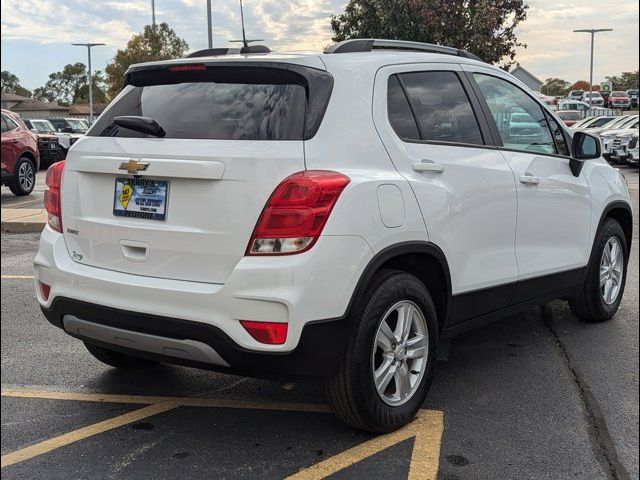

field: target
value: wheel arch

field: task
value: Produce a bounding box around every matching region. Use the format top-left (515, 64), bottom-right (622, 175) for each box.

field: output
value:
top-left (17, 149), bottom-right (39, 170)
top-left (597, 201), bottom-right (633, 255)
top-left (345, 242), bottom-right (452, 331)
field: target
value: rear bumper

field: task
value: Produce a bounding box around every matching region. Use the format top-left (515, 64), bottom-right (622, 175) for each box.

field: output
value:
top-left (42, 297), bottom-right (350, 379)
top-left (34, 226), bottom-right (373, 375)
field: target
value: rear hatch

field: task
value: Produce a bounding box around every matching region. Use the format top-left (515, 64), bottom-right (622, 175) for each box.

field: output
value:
top-left (61, 60), bottom-right (333, 284)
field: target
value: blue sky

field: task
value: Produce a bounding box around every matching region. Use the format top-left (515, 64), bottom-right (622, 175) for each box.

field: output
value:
top-left (1, 0), bottom-right (638, 91)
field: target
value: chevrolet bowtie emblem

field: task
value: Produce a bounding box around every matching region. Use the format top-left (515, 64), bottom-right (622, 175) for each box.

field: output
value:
top-left (119, 160), bottom-right (150, 175)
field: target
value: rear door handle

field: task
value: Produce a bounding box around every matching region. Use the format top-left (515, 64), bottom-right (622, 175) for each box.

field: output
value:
top-left (519, 173), bottom-right (540, 185)
top-left (412, 160), bottom-right (444, 173)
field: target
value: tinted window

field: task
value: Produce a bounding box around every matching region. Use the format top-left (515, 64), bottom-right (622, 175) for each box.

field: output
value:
top-left (2, 115), bottom-right (19, 131)
top-left (474, 74), bottom-right (557, 155)
top-left (387, 75), bottom-right (420, 140)
top-left (399, 71), bottom-right (483, 145)
top-left (89, 66), bottom-right (330, 141)
top-left (545, 113), bottom-right (570, 156)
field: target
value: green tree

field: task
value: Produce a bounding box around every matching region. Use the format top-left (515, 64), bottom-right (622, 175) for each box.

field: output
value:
top-left (541, 77), bottom-right (571, 97)
top-left (105, 23), bottom-right (189, 99)
top-left (32, 63), bottom-right (106, 105)
top-left (1, 70), bottom-right (31, 97)
top-left (606, 71), bottom-right (639, 90)
top-left (331, 0), bottom-right (529, 68)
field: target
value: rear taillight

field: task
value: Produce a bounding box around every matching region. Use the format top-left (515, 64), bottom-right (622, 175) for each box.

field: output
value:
top-left (240, 321), bottom-right (288, 345)
top-left (38, 281), bottom-right (51, 301)
top-left (44, 161), bottom-right (65, 233)
top-left (246, 170), bottom-right (350, 255)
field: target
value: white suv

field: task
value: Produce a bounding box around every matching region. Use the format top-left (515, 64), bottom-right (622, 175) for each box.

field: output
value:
top-left (35, 39), bottom-right (633, 432)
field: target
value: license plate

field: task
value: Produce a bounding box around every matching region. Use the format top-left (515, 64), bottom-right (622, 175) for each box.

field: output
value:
top-left (113, 178), bottom-right (168, 221)
top-left (50, 142), bottom-right (57, 149)
top-left (615, 149), bottom-right (626, 157)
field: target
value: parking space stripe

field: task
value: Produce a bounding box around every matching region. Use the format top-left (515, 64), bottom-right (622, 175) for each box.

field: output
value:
top-left (0, 275), bottom-right (34, 279)
top-left (0, 403), bottom-right (176, 468)
top-left (1, 388), bottom-right (332, 413)
top-left (286, 410), bottom-right (444, 480)
top-left (1, 388), bottom-right (444, 476)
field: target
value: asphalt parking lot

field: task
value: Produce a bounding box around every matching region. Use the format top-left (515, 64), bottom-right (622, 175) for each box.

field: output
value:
top-left (1, 167), bottom-right (638, 480)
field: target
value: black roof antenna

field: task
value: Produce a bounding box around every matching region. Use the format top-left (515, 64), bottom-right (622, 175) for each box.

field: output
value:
top-left (229, 0), bottom-right (269, 53)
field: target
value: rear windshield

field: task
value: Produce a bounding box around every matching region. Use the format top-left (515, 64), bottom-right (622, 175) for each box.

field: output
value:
top-left (90, 64), bottom-right (333, 141)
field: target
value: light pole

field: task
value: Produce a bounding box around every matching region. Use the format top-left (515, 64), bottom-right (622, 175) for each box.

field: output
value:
top-left (207, 0), bottom-right (213, 48)
top-left (573, 28), bottom-right (613, 104)
top-left (71, 43), bottom-right (106, 123)
top-left (151, 0), bottom-right (156, 26)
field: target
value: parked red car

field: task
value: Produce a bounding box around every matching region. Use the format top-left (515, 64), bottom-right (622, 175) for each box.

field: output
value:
top-left (608, 91), bottom-right (631, 110)
top-left (1, 109), bottom-right (40, 196)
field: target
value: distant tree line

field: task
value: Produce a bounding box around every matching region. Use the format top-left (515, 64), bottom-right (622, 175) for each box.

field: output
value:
top-left (541, 71), bottom-right (639, 97)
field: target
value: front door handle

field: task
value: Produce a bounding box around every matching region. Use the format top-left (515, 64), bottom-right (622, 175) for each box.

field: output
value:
top-left (519, 173), bottom-right (540, 185)
top-left (413, 160), bottom-right (445, 173)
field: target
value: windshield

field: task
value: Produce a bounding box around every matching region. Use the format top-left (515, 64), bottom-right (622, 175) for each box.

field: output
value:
top-left (32, 120), bottom-right (56, 133)
top-left (604, 116), bottom-right (638, 130)
top-left (585, 92), bottom-right (601, 97)
top-left (557, 111), bottom-right (581, 120)
top-left (65, 119), bottom-right (88, 133)
top-left (611, 92), bottom-right (627, 96)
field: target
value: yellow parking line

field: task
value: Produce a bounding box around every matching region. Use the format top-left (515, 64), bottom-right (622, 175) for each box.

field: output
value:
top-left (1, 388), bottom-right (444, 477)
top-left (0, 275), bottom-right (34, 279)
top-left (1, 403), bottom-right (176, 468)
top-left (1, 388), bottom-right (331, 413)
top-left (287, 409), bottom-right (444, 480)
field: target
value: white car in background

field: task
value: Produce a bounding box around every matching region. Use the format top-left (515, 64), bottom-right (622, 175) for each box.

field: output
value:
top-left (25, 119), bottom-right (74, 151)
top-left (583, 91), bottom-right (605, 106)
top-left (571, 115), bottom-right (619, 131)
top-left (589, 114), bottom-right (639, 137)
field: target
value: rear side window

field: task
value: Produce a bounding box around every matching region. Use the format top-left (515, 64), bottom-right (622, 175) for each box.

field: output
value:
top-left (394, 71), bottom-right (484, 145)
top-left (2, 114), bottom-right (18, 132)
top-left (91, 65), bottom-right (333, 141)
top-left (387, 75), bottom-right (420, 140)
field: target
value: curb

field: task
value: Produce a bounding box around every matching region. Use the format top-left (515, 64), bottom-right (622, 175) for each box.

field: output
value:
top-left (1, 209), bottom-right (47, 234)
top-left (1, 220), bottom-right (46, 234)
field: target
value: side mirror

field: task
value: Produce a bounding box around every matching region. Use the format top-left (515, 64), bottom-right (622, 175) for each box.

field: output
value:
top-left (570, 131), bottom-right (601, 176)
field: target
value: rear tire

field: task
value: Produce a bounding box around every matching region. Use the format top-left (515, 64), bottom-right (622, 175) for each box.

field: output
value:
top-left (326, 270), bottom-right (438, 432)
top-left (570, 218), bottom-right (628, 322)
top-left (84, 342), bottom-right (159, 369)
top-left (8, 156), bottom-right (36, 196)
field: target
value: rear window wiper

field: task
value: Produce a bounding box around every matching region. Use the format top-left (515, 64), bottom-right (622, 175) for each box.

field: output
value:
top-left (114, 116), bottom-right (166, 138)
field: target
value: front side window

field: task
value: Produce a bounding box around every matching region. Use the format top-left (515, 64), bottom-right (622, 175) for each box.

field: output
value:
top-left (545, 113), bottom-right (570, 156)
top-left (398, 71), bottom-right (484, 145)
top-left (473, 74), bottom-right (557, 155)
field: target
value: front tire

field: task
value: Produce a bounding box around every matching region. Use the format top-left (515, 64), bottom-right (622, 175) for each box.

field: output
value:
top-left (8, 156), bottom-right (36, 196)
top-left (84, 342), bottom-right (159, 369)
top-left (326, 270), bottom-right (438, 432)
top-left (570, 218), bottom-right (628, 322)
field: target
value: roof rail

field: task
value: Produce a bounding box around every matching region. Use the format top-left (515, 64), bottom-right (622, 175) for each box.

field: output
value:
top-left (324, 39), bottom-right (482, 62)
top-left (186, 45), bottom-right (271, 58)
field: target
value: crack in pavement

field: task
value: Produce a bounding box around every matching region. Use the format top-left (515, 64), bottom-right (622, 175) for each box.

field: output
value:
top-left (541, 305), bottom-right (631, 480)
